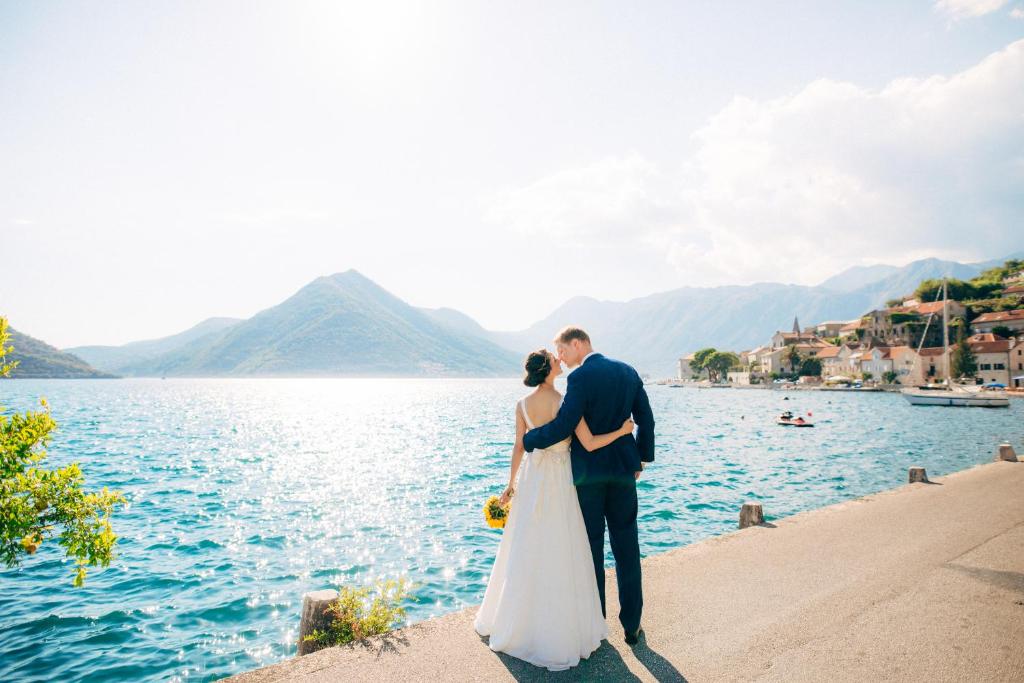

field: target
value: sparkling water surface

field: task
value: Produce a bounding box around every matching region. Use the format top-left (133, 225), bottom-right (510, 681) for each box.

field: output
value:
top-left (1, 378), bottom-right (1021, 682)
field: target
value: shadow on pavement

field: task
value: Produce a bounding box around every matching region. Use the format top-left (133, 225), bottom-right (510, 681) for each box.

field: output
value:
top-left (483, 634), bottom-right (689, 682)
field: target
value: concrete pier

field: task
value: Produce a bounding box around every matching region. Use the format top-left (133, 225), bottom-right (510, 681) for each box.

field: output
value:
top-left (229, 460), bottom-right (1024, 682)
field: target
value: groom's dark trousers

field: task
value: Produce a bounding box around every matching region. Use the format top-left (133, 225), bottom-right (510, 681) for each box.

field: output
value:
top-left (522, 353), bottom-right (655, 635)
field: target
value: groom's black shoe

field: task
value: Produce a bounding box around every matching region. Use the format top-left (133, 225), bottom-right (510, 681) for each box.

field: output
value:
top-left (625, 627), bottom-right (643, 646)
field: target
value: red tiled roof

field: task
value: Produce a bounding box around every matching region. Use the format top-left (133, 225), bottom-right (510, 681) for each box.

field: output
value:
top-left (886, 345), bottom-right (912, 358)
top-left (915, 301), bottom-right (959, 315)
top-left (816, 346), bottom-right (843, 358)
top-left (973, 309), bottom-right (1024, 324)
top-left (968, 333), bottom-right (1004, 342)
top-left (969, 341), bottom-right (1011, 353)
top-left (1003, 285), bottom-right (1024, 295)
top-left (918, 347), bottom-right (948, 357)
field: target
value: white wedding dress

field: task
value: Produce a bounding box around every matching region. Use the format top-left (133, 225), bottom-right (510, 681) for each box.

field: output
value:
top-left (473, 397), bottom-right (607, 671)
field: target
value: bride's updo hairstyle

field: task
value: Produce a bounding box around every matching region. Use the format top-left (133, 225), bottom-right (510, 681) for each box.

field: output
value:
top-left (523, 349), bottom-right (552, 387)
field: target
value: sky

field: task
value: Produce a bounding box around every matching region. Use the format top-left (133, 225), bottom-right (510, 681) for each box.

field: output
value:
top-left (1, 0), bottom-right (1023, 348)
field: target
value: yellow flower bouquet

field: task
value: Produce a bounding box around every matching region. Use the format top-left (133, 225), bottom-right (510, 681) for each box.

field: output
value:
top-left (483, 495), bottom-right (510, 529)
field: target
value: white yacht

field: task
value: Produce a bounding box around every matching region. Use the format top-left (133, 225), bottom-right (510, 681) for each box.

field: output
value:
top-left (901, 279), bottom-right (1009, 408)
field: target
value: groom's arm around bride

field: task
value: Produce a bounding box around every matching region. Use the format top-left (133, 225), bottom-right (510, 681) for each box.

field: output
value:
top-left (522, 330), bottom-right (655, 484)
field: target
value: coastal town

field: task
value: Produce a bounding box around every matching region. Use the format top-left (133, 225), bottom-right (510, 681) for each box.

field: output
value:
top-left (678, 263), bottom-right (1024, 391)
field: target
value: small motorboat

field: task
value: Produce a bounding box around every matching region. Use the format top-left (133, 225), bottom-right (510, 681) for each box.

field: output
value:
top-left (777, 411), bottom-right (814, 427)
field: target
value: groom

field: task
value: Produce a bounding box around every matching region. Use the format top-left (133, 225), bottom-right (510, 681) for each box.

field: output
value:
top-left (522, 326), bottom-right (655, 645)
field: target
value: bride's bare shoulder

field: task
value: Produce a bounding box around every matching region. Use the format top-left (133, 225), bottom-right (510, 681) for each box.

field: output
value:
top-left (519, 387), bottom-right (560, 413)
top-left (540, 386), bottom-right (562, 411)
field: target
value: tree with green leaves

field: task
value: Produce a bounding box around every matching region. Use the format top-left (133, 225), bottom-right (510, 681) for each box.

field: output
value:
top-left (689, 347), bottom-right (716, 379)
top-left (798, 357), bottom-right (822, 377)
top-left (785, 345), bottom-right (801, 374)
top-left (706, 351), bottom-right (740, 383)
top-left (883, 370), bottom-right (899, 384)
top-left (1, 317), bottom-right (124, 586)
top-left (950, 324), bottom-right (977, 379)
top-left (991, 325), bottom-right (1013, 339)
top-left (914, 278), bottom-right (980, 303)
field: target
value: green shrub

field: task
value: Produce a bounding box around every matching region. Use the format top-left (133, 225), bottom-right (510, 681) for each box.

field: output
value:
top-left (1, 317), bottom-right (125, 586)
top-left (889, 312), bottom-right (920, 325)
top-left (303, 579), bottom-right (412, 647)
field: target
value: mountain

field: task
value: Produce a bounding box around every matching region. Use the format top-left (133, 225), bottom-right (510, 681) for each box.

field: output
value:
top-left (60, 251), bottom-right (1022, 380)
top-left (418, 307), bottom-right (505, 346)
top-left (4, 328), bottom-right (116, 379)
top-left (487, 253), bottom-right (1022, 378)
top-left (490, 284), bottom-right (863, 378)
top-left (67, 317), bottom-right (242, 374)
top-left (119, 270), bottom-right (520, 377)
top-left (837, 257), bottom-right (985, 304)
top-left (817, 264), bottom-right (901, 293)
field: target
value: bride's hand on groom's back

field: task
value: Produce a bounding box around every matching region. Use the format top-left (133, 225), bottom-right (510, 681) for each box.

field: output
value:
top-left (619, 418), bottom-right (635, 436)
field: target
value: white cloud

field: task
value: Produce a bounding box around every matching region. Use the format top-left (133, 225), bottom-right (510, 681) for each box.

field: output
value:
top-left (482, 40), bottom-right (1024, 287)
top-left (935, 0), bottom-right (1008, 21)
top-left (483, 153), bottom-right (678, 242)
top-left (1011, 6), bottom-right (1024, 18)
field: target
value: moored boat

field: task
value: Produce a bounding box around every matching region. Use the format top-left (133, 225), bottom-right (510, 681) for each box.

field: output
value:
top-left (902, 388), bottom-right (1009, 408)
top-left (900, 278), bottom-right (1009, 408)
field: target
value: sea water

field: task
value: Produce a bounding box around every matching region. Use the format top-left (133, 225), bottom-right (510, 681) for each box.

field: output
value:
top-left (1, 378), bottom-right (1021, 682)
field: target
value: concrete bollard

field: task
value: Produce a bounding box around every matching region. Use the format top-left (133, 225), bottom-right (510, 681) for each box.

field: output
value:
top-left (996, 443), bottom-right (1018, 462)
top-left (297, 589), bottom-right (339, 656)
top-left (739, 502), bottom-right (764, 529)
top-left (908, 467), bottom-right (929, 484)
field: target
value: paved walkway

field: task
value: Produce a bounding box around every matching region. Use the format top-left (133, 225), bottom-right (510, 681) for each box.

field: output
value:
top-left (229, 460), bottom-right (1024, 682)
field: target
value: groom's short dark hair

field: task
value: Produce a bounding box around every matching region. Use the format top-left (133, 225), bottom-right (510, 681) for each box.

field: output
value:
top-left (555, 326), bottom-right (591, 345)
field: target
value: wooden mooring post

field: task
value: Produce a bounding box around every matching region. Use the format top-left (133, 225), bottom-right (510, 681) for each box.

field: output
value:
top-left (739, 502), bottom-right (764, 529)
top-left (996, 444), bottom-right (1018, 462)
top-left (908, 467), bottom-right (928, 484)
top-left (297, 589), bottom-right (338, 656)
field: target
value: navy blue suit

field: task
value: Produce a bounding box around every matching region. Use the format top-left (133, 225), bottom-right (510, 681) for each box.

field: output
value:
top-left (522, 353), bottom-right (655, 634)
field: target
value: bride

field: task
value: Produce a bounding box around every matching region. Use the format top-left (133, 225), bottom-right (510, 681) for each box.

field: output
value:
top-left (474, 349), bottom-right (634, 671)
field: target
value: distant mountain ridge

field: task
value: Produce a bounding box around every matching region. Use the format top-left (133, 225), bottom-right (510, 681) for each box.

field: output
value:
top-left (68, 317), bottom-right (242, 374)
top-left (61, 251), bottom-right (1023, 379)
top-left (4, 328), bottom-right (115, 379)
top-left (82, 270), bottom-right (520, 377)
top-left (481, 253), bottom-right (1024, 377)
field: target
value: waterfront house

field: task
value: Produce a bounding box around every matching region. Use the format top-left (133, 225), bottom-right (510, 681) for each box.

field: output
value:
top-left (750, 345), bottom-right (773, 374)
top-left (817, 345), bottom-right (851, 378)
top-left (760, 347), bottom-right (787, 375)
top-left (1011, 338), bottom-right (1024, 389)
top-left (678, 353), bottom-right (696, 380)
top-left (915, 347), bottom-right (951, 384)
top-left (727, 371), bottom-right (753, 385)
top-left (967, 333), bottom-right (1012, 386)
top-left (972, 309), bottom-right (1024, 336)
top-left (889, 346), bottom-right (917, 384)
top-left (853, 346), bottom-right (894, 380)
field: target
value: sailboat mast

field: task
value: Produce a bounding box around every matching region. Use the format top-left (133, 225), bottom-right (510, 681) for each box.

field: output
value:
top-left (942, 278), bottom-right (950, 383)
